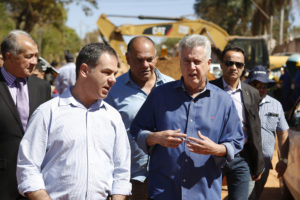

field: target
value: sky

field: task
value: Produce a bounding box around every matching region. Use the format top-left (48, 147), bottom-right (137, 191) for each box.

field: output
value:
top-left (66, 0), bottom-right (300, 39)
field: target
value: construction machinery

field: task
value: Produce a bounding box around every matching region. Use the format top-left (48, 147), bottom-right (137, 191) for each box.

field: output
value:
top-left (97, 14), bottom-right (269, 76)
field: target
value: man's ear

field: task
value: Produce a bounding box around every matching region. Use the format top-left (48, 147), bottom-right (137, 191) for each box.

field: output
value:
top-left (125, 52), bottom-right (130, 65)
top-left (79, 63), bottom-right (89, 78)
top-left (207, 58), bottom-right (212, 65)
top-left (5, 52), bottom-right (12, 60)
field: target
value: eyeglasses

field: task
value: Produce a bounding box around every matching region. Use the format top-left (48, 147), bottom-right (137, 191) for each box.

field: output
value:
top-left (224, 60), bottom-right (245, 69)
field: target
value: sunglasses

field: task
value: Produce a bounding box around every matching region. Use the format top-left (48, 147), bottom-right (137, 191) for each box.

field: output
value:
top-left (224, 60), bottom-right (245, 68)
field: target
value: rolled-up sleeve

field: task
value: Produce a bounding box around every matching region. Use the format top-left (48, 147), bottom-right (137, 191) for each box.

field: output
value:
top-left (111, 118), bottom-right (132, 195)
top-left (130, 92), bottom-right (156, 154)
top-left (17, 109), bottom-right (48, 196)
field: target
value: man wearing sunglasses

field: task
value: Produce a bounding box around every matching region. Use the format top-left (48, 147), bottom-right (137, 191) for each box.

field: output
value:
top-left (211, 46), bottom-right (264, 200)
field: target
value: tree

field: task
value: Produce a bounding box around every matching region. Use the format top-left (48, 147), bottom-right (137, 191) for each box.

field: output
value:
top-left (194, 0), bottom-right (254, 35)
top-left (31, 24), bottom-right (82, 63)
top-left (83, 30), bottom-right (100, 44)
top-left (0, 2), bottom-right (15, 40)
top-left (2, 0), bottom-right (98, 33)
top-left (194, 0), bottom-right (294, 43)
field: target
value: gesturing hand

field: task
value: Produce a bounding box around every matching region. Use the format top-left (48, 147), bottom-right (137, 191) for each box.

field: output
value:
top-left (186, 131), bottom-right (226, 156)
top-left (147, 129), bottom-right (186, 148)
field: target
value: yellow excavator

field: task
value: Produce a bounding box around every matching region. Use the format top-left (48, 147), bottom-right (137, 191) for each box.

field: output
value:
top-left (97, 14), bottom-right (269, 77)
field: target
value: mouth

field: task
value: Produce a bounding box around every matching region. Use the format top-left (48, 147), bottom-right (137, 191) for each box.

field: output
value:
top-left (188, 72), bottom-right (198, 79)
top-left (141, 68), bottom-right (151, 74)
top-left (103, 86), bottom-right (110, 92)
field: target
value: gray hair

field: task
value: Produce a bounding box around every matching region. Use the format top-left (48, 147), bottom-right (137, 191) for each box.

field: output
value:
top-left (1, 30), bottom-right (36, 60)
top-left (178, 34), bottom-right (211, 61)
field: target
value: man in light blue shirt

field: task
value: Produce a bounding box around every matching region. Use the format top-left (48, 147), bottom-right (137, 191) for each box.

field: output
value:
top-left (106, 36), bottom-right (173, 199)
top-left (55, 52), bottom-right (76, 94)
top-left (246, 65), bottom-right (289, 200)
top-left (130, 35), bottom-right (244, 200)
top-left (17, 43), bottom-right (131, 200)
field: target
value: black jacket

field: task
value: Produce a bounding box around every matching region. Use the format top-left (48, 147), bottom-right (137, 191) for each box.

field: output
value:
top-left (210, 77), bottom-right (264, 177)
top-left (0, 73), bottom-right (51, 200)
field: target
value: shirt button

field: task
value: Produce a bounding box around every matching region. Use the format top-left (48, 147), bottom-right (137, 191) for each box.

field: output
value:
top-left (190, 119), bottom-right (193, 122)
top-left (183, 179), bottom-right (186, 183)
top-left (185, 159), bottom-right (188, 162)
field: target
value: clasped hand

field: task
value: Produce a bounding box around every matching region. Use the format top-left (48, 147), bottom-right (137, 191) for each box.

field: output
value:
top-left (147, 130), bottom-right (225, 156)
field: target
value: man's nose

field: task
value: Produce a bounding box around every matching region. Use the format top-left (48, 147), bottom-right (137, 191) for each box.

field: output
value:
top-left (108, 75), bottom-right (116, 85)
top-left (31, 56), bottom-right (38, 65)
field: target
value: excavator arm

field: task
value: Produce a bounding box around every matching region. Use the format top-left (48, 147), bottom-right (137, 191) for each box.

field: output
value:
top-left (97, 14), bottom-right (230, 68)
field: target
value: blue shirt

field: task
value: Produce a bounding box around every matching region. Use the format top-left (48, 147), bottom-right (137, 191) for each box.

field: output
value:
top-left (17, 89), bottom-right (131, 199)
top-left (259, 95), bottom-right (289, 169)
top-left (105, 68), bottom-right (173, 181)
top-left (292, 70), bottom-right (300, 104)
top-left (130, 80), bottom-right (244, 200)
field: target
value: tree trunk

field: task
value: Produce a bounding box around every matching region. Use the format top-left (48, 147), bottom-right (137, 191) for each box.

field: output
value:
top-left (279, 6), bottom-right (284, 45)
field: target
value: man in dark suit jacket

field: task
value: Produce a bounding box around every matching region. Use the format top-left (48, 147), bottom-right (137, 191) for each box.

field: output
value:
top-left (210, 46), bottom-right (264, 200)
top-left (0, 30), bottom-right (51, 200)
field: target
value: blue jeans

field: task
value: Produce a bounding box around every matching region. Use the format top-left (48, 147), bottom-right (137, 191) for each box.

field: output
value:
top-left (223, 155), bottom-right (251, 200)
top-left (248, 169), bottom-right (269, 200)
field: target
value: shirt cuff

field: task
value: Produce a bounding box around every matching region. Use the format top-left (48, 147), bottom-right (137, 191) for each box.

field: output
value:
top-left (111, 180), bottom-right (132, 196)
top-left (17, 174), bottom-right (46, 197)
top-left (136, 130), bottom-right (151, 154)
top-left (222, 142), bottom-right (234, 162)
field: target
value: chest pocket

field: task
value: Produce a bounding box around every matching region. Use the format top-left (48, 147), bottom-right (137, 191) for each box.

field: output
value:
top-left (264, 112), bottom-right (279, 132)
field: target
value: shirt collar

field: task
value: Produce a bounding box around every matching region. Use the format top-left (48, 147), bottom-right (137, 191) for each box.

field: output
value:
top-left (175, 77), bottom-right (209, 95)
top-left (1, 66), bottom-right (27, 86)
top-left (222, 77), bottom-right (242, 92)
top-left (125, 68), bottom-right (165, 86)
top-left (59, 88), bottom-right (106, 110)
top-left (260, 95), bottom-right (271, 105)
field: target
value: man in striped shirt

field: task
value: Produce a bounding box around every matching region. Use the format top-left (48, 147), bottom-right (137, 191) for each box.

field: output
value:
top-left (246, 65), bottom-right (289, 200)
top-left (16, 43), bottom-right (131, 200)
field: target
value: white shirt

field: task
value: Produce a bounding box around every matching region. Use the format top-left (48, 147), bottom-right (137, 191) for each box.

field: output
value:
top-left (222, 78), bottom-right (248, 141)
top-left (55, 62), bottom-right (76, 94)
top-left (17, 89), bottom-right (131, 200)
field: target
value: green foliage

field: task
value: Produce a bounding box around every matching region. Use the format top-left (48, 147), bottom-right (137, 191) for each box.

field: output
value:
top-left (2, 0), bottom-right (98, 33)
top-left (31, 25), bottom-right (82, 63)
top-left (194, 0), bottom-right (254, 35)
top-left (0, 0), bottom-right (87, 63)
top-left (194, 0), bottom-right (293, 43)
top-left (161, 38), bottom-right (181, 49)
top-left (0, 2), bottom-right (15, 40)
top-left (83, 30), bottom-right (100, 44)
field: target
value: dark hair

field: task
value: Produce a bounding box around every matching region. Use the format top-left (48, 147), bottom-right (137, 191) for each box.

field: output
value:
top-left (127, 36), bottom-right (156, 53)
top-left (1, 30), bottom-right (36, 60)
top-left (221, 45), bottom-right (245, 61)
top-left (51, 60), bottom-right (58, 67)
top-left (75, 42), bottom-right (119, 78)
top-left (65, 53), bottom-right (74, 62)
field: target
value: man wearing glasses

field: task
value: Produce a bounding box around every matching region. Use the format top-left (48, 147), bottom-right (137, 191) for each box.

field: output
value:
top-left (211, 46), bottom-right (264, 200)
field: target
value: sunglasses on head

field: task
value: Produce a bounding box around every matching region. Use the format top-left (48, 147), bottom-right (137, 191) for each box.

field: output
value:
top-left (224, 60), bottom-right (245, 68)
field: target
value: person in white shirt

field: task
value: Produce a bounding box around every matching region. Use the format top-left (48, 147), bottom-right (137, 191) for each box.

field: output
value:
top-left (16, 43), bottom-right (131, 200)
top-left (55, 52), bottom-right (76, 94)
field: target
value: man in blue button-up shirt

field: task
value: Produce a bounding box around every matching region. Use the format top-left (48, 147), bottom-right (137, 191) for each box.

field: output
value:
top-left (130, 35), bottom-right (244, 200)
top-left (105, 36), bottom-right (173, 200)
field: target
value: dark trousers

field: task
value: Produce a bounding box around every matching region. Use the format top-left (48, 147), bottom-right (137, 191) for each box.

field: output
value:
top-left (223, 155), bottom-right (251, 200)
top-left (127, 179), bottom-right (148, 200)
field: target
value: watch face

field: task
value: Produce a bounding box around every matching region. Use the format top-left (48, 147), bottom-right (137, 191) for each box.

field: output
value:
top-left (281, 158), bottom-right (288, 164)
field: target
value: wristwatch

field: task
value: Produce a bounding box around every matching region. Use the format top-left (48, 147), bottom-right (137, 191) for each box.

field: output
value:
top-left (280, 158), bottom-right (288, 164)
